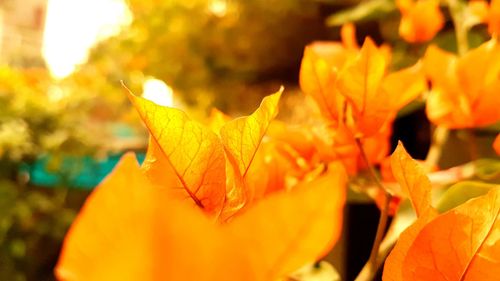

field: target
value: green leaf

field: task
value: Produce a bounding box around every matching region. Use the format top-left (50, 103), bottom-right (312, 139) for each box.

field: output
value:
top-left (436, 181), bottom-right (500, 213)
top-left (325, 0), bottom-right (396, 26)
top-left (474, 159), bottom-right (500, 180)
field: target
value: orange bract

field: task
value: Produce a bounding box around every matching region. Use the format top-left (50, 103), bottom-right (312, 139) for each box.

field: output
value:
top-left (383, 142), bottom-right (437, 281)
top-left (396, 0), bottom-right (444, 43)
top-left (56, 153), bottom-right (347, 281)
top-left (299, 32), bottom-right (419, 173)
top-left (423, 40), bottom-right (500, 128)
top-left (337, 39), bottom-right (426, 137)
top-left (299, 41), bottom-right (350, 123)
top-left (488, 0), bottom-right (500, 35)
top-left (402, 188), bottom-right (500, 280)
top-left (383, 210), bottom-right (437, 281)
top-left (390, 142), bottom-right (432, 217)
top-left (383, 143), bottom-right (500, 281)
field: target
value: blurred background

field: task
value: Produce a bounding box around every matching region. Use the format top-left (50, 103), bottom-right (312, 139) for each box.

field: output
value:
top-left (0, 0), bottom-right (495, 280)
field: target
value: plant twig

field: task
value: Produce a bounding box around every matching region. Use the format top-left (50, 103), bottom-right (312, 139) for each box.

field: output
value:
top-left (447, 0), bottom-right (469, 55)
top-left (424, 126), bottom-right (449, 169)
top-left (354, 138), bottom-right (392, 281)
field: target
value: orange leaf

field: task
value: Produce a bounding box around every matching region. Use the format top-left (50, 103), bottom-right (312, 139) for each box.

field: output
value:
top-left (127, 90), bottom-right (226, 215)
top-left (56, 154), bottom-right (347, 281)
top-left (299, 42), bottom-right (348, 121)
top-left (382, 210), bottom-right (438, 281)
top-left (56, 154), bottom-right (253, 281)
top-left (338, 38), bottom-right (386, 118)
top-left (489, 0), bottom-right (500, 35)
top-left (380, 62), bottom-right (426, 110)
top-left (226, 167), bottom-right (347, 280)
top-left (336, 38), bottom-right (423, 137)
top-left (390, 142), bottom-right (432, 217)
top-left (401, 188), bottom-right (500, 280)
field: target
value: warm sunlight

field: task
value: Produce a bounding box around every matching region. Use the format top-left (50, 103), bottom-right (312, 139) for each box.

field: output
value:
top-left (42, 0), bottom-right (131, 79)
top-left (142, 78), bottom-right (174, 107)
top-left (5, 1), bottom-right (500, 280)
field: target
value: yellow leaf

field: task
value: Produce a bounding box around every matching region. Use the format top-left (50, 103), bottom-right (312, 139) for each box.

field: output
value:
top-left (127, 89), bottom-right (226, 215)
top-left (219, 89), bottom-right (282, 216)
top-left (207, 108), bottom-right (230, 134)
top-left (220, 89), bottom-right (282, 178)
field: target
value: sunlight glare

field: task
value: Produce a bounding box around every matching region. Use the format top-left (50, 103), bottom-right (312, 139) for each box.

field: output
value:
top-left (142, 78), bottom-right (174, 107)
top-left (42, 0), bottom-right (131, 79)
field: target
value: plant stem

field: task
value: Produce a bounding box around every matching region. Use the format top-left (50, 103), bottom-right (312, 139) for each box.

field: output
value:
top-left (355, 138), bottom-right (384, 191)
top-left (354, 138), bottom-right (392, 281)
top-left (424, 126), bottom-right (449, 169)
top-left (447, 0), bottom-right (468, 55)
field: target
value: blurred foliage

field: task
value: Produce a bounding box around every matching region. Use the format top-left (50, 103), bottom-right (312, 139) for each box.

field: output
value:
top-left (0, 66), bottom-right (114, 280)
top-left (73, 0), bottom-right (330, 114)
top-left (0, 179), bottom-right (89, 281)
top-left (0, 67), bottom-right (101, 161)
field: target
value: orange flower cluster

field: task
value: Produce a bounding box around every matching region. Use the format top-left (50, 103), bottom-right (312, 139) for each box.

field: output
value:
top-left (396, 0), bottom-right (444, 43)
top-left (299, 25), bottom-right (426, 174)
top-left (423, 39), bottom-right (500, 128)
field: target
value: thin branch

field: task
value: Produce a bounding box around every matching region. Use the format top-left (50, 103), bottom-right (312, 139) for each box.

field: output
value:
top-left (424, 126), bottom-right (449, 169)
top-left (354, 138), bottom-right (392, 281)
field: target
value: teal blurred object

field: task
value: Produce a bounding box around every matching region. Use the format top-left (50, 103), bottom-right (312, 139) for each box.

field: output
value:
top-left (20, 153), bottom-right (146, 190)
